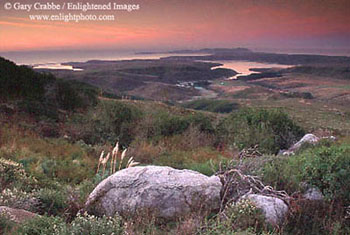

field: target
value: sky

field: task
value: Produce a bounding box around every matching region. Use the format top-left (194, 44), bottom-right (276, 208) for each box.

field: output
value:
top-left (1, 0), bottom-right (350, 52)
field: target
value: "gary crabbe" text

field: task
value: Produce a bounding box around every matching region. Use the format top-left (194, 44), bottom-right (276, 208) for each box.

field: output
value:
top-left (10, 2), bottom-right (140, 12)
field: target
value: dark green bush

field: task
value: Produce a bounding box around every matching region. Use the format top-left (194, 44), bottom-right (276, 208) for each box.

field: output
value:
top-left (157, 114), bottom-right (190, 136)
top-left (281, 91), bottom-right (314, 99)
top-left (261, 142), bottom-right (350, 204)
top-left (18, 100), bottom-right (59, 120)
top-left (81, 100), bottom-right (143, 145)
top-left (301, 144), bottom-right (350, 203)
top-left (152, 112), bottom-right (214, 138)
top-left (35, 188), bottom-right (68, 216)
top-left (56, 79), bottom-right (98, 111)
top-left (33, 157), bottom-right (94, 184)
top-left (182, 99), bottom-right (239, 113)
top-left (218, 108), bottom-right (305, 154)
top-left (260, 156), bottom-right (302, 193)
top-left (184, 113), bottom-right (214, 133)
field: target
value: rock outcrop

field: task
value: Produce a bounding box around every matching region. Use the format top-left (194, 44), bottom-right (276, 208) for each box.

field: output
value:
top-left (85, 166), bottom-right (222, 220)
top-left (242, 194), bottom-right (289, 226)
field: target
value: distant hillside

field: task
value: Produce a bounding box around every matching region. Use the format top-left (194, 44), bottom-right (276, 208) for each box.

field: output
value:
top-left (284, 65), bottom-right (350, 80)
top-left (47, 59), bottom-right (237, 101)
top-left (0, 57), bottom-right (98, 119)
top-left (147, 47), bottom-right (350, 66)
top-left (0, 57), bottom-right (55, 101)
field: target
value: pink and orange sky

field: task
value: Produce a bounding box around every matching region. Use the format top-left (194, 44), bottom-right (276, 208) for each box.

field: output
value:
top-left (1, 0), bottom-right (350, 52)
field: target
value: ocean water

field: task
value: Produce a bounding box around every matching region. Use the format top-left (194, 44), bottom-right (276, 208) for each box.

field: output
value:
top-left (2, 47), bottom-right (349, 66)
top-left (0, 50), bottom-right (208, 67)
top-left (1, 48), bottom-right (346, 72)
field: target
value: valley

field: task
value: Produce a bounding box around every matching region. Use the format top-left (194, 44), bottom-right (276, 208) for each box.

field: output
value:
top-left (38, 48), bottom-right (350, 134)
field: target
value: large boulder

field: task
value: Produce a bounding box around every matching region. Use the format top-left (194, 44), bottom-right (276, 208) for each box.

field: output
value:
top-left (85, 166), bottom-right (222, 220)
top-left (242, 194), bottom-right (288, 226)
top-left (0, 206), bottom-right (39, 223)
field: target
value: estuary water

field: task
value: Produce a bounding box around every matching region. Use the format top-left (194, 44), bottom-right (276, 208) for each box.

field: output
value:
top-left (210, 60), bottom-right (292, 79)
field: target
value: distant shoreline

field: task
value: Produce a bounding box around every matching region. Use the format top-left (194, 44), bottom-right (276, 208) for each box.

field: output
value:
top-left (1, 47), bottom-right (350, 66)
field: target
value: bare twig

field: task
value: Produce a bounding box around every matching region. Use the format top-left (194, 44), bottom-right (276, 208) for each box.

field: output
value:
top-left (217, 167), bottom-right (290, 215)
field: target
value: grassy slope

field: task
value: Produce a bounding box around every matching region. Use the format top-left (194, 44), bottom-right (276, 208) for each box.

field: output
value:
top-left (205, 70), bottom-right (350, 135)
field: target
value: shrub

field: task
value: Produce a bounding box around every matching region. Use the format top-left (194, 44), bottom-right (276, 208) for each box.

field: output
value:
top-left (224, 199), bottom-right (265, 231)
top-left (35, 157), bottom-right (92, 184)
top-left (199, 199), bottom-right (266, 234)
top-left (260, 156), bottom-right (302, 193)
top-left (284, 199), bottom-right (349, 235)
top-left (60, 212), bottom-right (124, 235)
top-left (152, 112), bottom-right (214, 138)
top-left (17, 100), bottom-right (59, 120)
top-left (281, 91), bottom-right (314, 99)
top-left (56, 79), bottom-right (98, 111)
top-left (301, 144), bottom-right (350, 203)
top-left (218, 108), bottom-right (305, 154)
top-left (0, 158), bottom-right (37, 191)
top-left (157, 114), bottom-right (190, 136)
top-left (16, 213), bottom-right (124, 235)
top-left (261, 141), bottom-right (350, 205)
top-left (81, 100), bottom-right (143, 145)
top-left (184, 113), bottom-right (214, 133)
top-left (16, 215), bottom-right (65, 235)
top-left (35, 188), bottom-right (68, 216)
top-left (182, 99), bottom-right (239, 113)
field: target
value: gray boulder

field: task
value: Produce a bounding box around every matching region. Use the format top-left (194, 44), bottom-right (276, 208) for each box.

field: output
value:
top-left (242, 194), bottom-right (288, 226)
top-left (0, 206), bottom-right (39, 223)
top-left (85, 166), bottom-right (222, 220)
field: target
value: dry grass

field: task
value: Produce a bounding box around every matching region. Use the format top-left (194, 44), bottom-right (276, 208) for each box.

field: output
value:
top-left (96, 141), bottom-right (139, 176)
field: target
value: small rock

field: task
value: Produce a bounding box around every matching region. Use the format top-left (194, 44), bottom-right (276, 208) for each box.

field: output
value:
top-left (289, 134), bottom-right (319, 152)
top-left (242, 194), bottom-right (288, 226)
top-left (280, 134), bottom-right (320, 156)
top-left (85, 166), bottom-right (222, 220)
top-left (0, 206), bottom-right (39, 223)
top-left (303, 188), bottom-right (324, 201)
